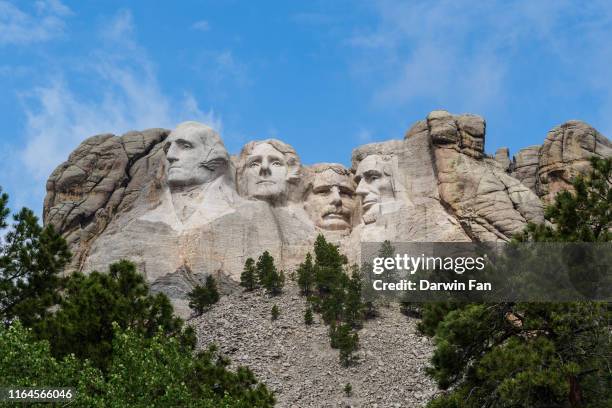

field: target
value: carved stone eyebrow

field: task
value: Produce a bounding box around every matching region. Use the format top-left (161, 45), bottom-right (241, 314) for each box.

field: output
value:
top-left (247, 155), bottom-right (263, 164)
top-left (173, 138), bottom-right (193, 147)
top-left (312, 184), bottom-right (332, 193)
top-left (266, 153), bottom-right (285, 163)
top-left (338, 185), bottom-right (355, 194)
top-left (363, 169), bottom-right (382, 178)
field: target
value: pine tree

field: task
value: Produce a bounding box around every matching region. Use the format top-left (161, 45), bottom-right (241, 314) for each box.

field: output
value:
top-left (344, 383), bottom-right (352, 397)
top-left (343, 264), bottom-right (365, 329)
top-left (0, 188), bottom-right (71, 326)
top-left (424, 157), bottom-right (612, 408)
top-left (304, 307), bottom-right (314, 325)
top-left (335, 323), bottom-right (359, 367)
top-left (36, 260), bottom-right (195, 372)
top-left (313, 234), bottom-right (346, 295)
top-left (240, 257), bottom-right (257, 291)
top-left (257, 252), bottom-right (284, 295)
top-left (256, 251), bottom-right (275, 284)
top-left (271, 304), bottom-right (280, 320)
top-left (297, 252), bottom-right (315, 295)
top-left (188, 275), bottom-right (220, 316)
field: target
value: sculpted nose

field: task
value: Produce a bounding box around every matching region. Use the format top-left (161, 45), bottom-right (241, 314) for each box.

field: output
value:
top-left (259, 160), bottom-right (271, 176)
top-left (355, 180), bottom-right (368, 197)
top-left (166, 144), bottom-right (178, 163)
top-left (330, 187), bottom-right (342, 206)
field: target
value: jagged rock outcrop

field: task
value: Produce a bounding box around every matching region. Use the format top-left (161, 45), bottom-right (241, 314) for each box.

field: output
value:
top-left (510, 121), bottom-right (612, 203)
top-left (512, 145), bottom-right (541, 191)
top-left (537, 120), bottom-right (612, 202)
top-left (494, 147), bottom-right (511, 171)
top-left (44, 129), bottom-right (168, 271)
top-left (43, 112), bottom-right (611, 314)
top-left (406, 111), bottom-right (544, 241)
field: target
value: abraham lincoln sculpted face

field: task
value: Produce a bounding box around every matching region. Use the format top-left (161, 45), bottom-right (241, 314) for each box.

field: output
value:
top-left (355, 155), bottom-right (396, 224)
top-left (164, 122), bottom-right (229, 191)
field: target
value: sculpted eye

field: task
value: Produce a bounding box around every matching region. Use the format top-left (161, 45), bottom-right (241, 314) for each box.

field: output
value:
top-left (272, 161), bottom-right (283, 167)
top-left (249, 161), bottom-right (260, 168)
top-left (180, 142), bottom-right (193, 149)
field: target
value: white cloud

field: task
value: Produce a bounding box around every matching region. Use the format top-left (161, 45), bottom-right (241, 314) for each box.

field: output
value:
top-left (18, 9), bottom-right (222, 185)
top-left (0, 0), bottom-right (71, 45)
top-left (348, 0), bottom-right (612, 120)
top-left (192, 19), bottom-right (210, 31)
top-left (102, 8), bottom-right (134, 43)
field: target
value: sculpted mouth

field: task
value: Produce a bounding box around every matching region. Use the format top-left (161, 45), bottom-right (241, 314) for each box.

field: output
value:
top-left (362, 199), bottom-right (377, 210)
top-left (324, 213), bottom-right (346, 220)
top-left (256, 180), bottom-right (275, 185)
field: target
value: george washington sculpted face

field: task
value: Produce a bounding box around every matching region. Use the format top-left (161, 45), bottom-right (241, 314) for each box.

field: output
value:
top-left (163, 122), bottom-right (228, 190)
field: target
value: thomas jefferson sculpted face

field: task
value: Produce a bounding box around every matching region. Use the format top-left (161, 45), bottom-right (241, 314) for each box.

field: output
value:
top-left (305, 166), bottom-right (356, 230)
top-left (355, 155), bottom-right (395, 223)
top-left (239, 140), bottom-right (300, 203)
top-left (163, 122), bottom-right (228, 190)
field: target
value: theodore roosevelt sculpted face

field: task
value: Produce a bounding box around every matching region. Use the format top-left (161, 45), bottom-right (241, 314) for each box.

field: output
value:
top-left (304, 166), bottom-right (356, 230)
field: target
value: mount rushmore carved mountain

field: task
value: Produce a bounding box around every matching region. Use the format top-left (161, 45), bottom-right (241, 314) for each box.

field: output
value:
top-left (43, 110), bottom-right (612, 315)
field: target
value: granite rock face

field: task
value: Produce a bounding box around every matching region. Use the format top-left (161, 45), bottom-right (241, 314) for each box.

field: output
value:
top-left (512, 145), bottom-right (541, 191)
top-left (536, 121), bottom-right (612, 202)
top-left (405, 111), bottom-right (544, 241)
top-left (44, 111), bottom-right (611, 314)
top-left (44, 129), bottom-right (168, 270)
top-left (508, 121), bottom-right (612, 203)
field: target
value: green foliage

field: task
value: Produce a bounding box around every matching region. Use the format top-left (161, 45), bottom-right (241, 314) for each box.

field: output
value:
top-left (0, 189), bottom-right (71, 326)
top-left (304, 307), bottom-right (314, 325)
top-left (344, 383), bottom-right (352, 397)
top-left (296, 252), bottom-right (315, 295)
top-left (255, 251), bottom-right (275, 285)
top-left (329, 322), bottom-right (359, 367)
top-left (297, 235), bottom-right (364, 365)
top-left (0, 321), bottom-right (274, 407)
top-left (271, 304), bottom-right (280, 320)
top-left (0, 321), bottom-right (105, 407)
top-left (343, 265), bottom-right (365, 329)
top-left (256, 251), bottom-right (284, 295)
top-left (425, 157), bottom-right (612, 408)
top-left (189, 275), bottom-right (221, 316)
top-left (240, 257), bottom-right (257, 291)
top-left (34, 260), bottom-right (195, 372)
top-left (313, 234), bottom-right (347, 295)
top-left (517, 157), bottom-right (611, 243)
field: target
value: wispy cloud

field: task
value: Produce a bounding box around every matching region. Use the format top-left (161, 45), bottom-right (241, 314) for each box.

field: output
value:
top-left (192, 19), bottom-right (210, 31)
top-left (0, 0), bottom-right (72, 45)
top-left (348, 0), bottom-right (612, 126)
top-left (13, 9), bottom-right (221, 211)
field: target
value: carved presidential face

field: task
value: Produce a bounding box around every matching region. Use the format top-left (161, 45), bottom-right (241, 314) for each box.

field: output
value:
top-left (164, 123), bottom-right (228, 189)
top-left (305, 168), bottom-right (356, 230)
top-left (244, 142), bottom-right (289, 201)
top-left (355, 155), bottom-right (395, 222)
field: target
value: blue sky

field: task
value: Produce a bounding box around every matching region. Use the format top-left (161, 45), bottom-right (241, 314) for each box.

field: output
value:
top-left (2, 0), bottom-right (612, 216)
